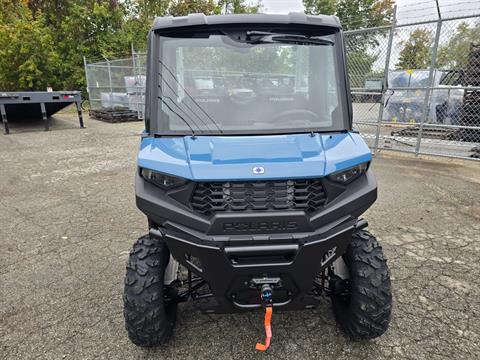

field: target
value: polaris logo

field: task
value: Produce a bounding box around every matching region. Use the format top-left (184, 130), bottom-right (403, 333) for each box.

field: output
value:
top-left (253, 166), bottom-right (265, 175)
top-left (269, 97), bottom-right (294, 102)
top-left (195, 98), bottom-right (220, 103)
top-left (223, 220), bottom-right (298, 232)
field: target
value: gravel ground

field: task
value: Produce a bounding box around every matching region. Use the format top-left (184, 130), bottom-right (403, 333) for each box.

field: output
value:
top-left (1, 114), bottom-right (479, 359)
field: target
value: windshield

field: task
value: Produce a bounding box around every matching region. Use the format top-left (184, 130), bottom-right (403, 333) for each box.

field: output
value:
top-left (155, 30), bottom-right (346, 135)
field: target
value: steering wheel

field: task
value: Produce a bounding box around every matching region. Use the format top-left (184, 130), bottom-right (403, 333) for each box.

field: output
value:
top-left (271, 109), bottom-right (319, 124)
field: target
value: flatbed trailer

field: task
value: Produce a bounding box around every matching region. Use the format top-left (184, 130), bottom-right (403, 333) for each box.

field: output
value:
top-left (0, 91), bottom-right (84, 134)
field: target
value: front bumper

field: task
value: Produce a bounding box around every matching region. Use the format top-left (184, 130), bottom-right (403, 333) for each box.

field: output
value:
top-left (137, 170), bottom-right (377, 312)
top-left (151, 218), bottom-right (366, 312)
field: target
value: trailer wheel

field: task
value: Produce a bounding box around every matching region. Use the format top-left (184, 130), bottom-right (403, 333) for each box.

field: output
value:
top-left (331, 230), bottom-right (392, 339)
top-left (123, 235), bottom-right (177, 347)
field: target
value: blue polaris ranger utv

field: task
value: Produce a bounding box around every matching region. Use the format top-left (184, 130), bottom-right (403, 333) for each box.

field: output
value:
top-left (124, 12), bottom-right (392, 350)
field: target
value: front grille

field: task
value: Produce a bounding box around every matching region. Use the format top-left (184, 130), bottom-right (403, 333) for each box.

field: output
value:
top-left (191, 179), bottom-right (326, 216)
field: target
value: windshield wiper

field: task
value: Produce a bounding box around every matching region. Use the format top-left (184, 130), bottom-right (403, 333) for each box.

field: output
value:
top-left (245, 31), bottom-right (334, 46)
top-left (159, 60), bottom-right (223, 134)
top-left (158, 97), bottom-right (197, 138)
top-left (159, 75), bottom-right (216, 132)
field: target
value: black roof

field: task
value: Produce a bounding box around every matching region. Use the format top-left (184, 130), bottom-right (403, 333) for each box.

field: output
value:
top-left (152, 12), bottom-right (341, 31)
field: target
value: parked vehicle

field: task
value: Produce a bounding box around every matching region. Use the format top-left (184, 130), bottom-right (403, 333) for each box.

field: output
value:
top-left (123, 13), bottom-right (392, 350)
top-left (384, 69), bottom-right (464, 124)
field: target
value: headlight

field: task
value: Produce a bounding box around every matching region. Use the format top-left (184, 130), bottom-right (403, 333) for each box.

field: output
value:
top-left (140, 168), bottom-right (187, 189)
top-left (327, 162), bottom-right (369, 184)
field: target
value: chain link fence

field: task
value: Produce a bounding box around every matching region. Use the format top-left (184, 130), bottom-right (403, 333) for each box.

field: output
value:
top-left (347, 5), bottom-right (480, 160)
top-left (84, 50), bottom-right (146, 120)
top-left (84, 6), bottom-right (480, 160)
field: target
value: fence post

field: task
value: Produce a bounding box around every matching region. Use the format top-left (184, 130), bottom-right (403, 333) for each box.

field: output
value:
top-left (373, 5), bottom-right (397, 152)
top-left (415, 0), bottom-right (442, 155)
top-left (131, 44), bottom-right (144, 119)
top-left (105, 57), bottom-right (113, 109)
top-left (131, 43), bottom-right (137, 78)
top-left (83, 56), bottom-right (90, 105)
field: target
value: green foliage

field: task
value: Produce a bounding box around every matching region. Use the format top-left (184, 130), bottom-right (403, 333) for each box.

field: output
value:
top-left (303, 0), bottom-right (394, 30)
top-left (346, 51), bottom-right (377, 88)
top-left (304, 0), bottom-right (336, 16)
top-left (0, 0), bottom-right (260, 92)
top-left (436, 22), bottom-right (480, 70)
top-left (217, 0), bottom-right (262, 14)
top-left (0, 0), bottom-right (61, 90)
top-left (169, 0), bottom-right (218, 17)
top-left (304, 0), bottom-right (394, 85)
top-left (396, 29), bottom-right (433, 70)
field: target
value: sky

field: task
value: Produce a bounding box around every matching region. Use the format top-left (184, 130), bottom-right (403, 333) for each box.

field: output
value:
top-left (260, 0), bottom-right (305, 13)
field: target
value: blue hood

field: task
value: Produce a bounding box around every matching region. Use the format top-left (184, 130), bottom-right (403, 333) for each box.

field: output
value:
top-left (137, 132), bottom-right (372, 181)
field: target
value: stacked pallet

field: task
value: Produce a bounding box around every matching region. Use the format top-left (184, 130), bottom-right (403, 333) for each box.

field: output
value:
top-left (390, 125), bottom-right (455, 140)
top-left (89, 109), bottom-right (141, 123)
top-left (459, 44), bottom-right (480, 142)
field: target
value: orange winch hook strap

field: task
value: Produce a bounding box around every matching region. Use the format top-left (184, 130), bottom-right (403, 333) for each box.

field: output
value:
top-left (255, 306), bottom-right (273, 351)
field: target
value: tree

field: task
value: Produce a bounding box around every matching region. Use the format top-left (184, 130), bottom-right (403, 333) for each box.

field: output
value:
top-left (346, 52), bottom-right (377, 88)
top-left (304, 0), bottom-right (336, 16)
top-left (303, 0), bottom-right (394, 30)
top-left (0, 0), bottom-right (61, 90)
top-left (168, 0), bottom-right (218, 17)
top-left (168, 0), bottom-right (261, 17)
top-left (436, 22), bottom-right (480, 70)
top-left (55, 1), bottom-right (131, 91)
top-left (217, 0), bottom-right (262, 13)
top-left (396, 29), bottom-right (433, 70)
top-left (304, 0), bottom-right (394, 88)
top-left (0, 0), bottom-right (262, 92)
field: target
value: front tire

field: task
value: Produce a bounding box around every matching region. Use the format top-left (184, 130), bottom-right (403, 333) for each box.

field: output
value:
top-left (123, 235), bottom-right (177, 347)
top-left (331, 230), bottom-right (392, 339)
